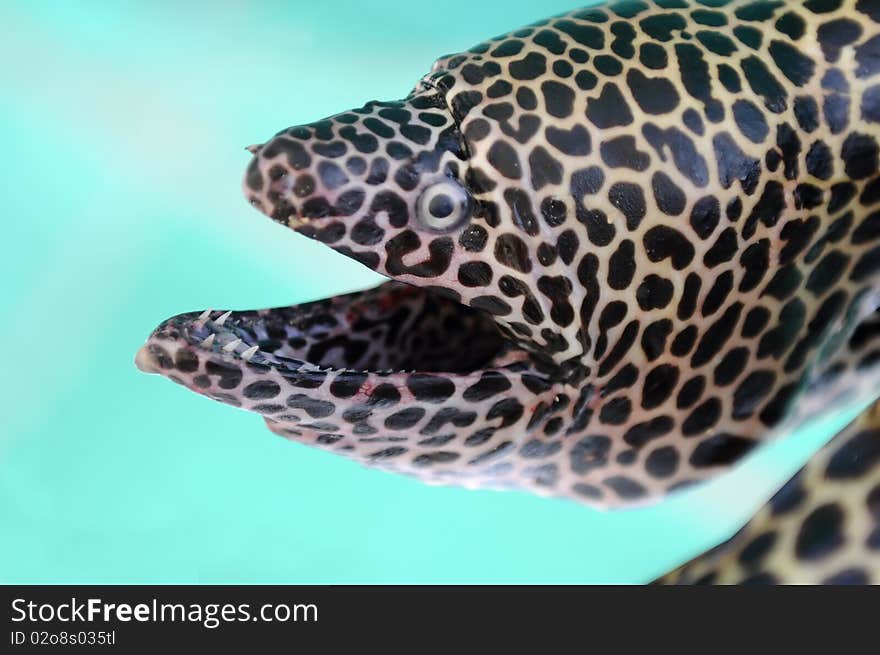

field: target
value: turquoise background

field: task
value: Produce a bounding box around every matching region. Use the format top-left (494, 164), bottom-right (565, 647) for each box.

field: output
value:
top-left (0, 0), bottom-right (864, 583)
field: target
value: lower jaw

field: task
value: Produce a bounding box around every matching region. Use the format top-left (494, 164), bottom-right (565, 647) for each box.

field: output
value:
top-left (136, 280), bottom-right (514, 383)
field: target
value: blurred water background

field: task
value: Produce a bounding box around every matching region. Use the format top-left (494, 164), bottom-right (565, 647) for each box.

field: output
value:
top-left (0, 0), bottom-right (866, 583)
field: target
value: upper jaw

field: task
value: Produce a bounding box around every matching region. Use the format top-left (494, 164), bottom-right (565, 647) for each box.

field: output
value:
top-left (241, 86), bottom-right (469, 242)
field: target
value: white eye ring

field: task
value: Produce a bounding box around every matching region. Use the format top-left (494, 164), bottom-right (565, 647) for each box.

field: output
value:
top-left (416, 178), bottom-right (471, 232)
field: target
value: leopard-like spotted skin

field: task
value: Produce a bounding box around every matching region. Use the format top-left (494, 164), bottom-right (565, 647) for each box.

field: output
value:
top-left (138, 0), bottom-right (880, 580)
top-left (660, 393), bottom-right (880, 584)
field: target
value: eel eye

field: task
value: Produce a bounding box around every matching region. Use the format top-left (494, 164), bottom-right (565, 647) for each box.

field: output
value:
top-left (416, 178), bottom-right (471, 233)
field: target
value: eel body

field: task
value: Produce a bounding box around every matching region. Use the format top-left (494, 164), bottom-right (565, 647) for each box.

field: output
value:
top-left (137, 0), bottom-right (880, 582)
top-left (660, 394), bottom-right (880, 584)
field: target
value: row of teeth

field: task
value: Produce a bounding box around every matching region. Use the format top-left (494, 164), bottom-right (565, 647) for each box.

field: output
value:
top-left (186, 309), bottom-right (435, 374)
top-left (196, 308), bottom-right (229, 327)
top-left (192, 309), bottom-right (260, 361)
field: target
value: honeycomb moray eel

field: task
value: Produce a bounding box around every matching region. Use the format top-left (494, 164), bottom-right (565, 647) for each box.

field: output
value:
top-left (137, 0), bottom-right (880, 583)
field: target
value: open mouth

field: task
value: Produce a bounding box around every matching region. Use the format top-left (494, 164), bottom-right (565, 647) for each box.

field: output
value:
top-left (136, 281), bottom-right (519, 403)
top-left (134, 79), bottom-right (577, 496)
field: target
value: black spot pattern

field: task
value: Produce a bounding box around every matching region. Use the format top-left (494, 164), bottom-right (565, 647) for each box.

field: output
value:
top-left (153, 1), bottom-right (880, 528)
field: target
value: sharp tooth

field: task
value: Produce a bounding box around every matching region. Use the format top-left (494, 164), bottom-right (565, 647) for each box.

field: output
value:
top-left (241, 345), bottom-right (260, 361)
top-left (193, 308), bottom-right (213, 329)
top-left (200, 334), bottom-right (216, 348)
top-left (214, 311), bottom-right (232, 327)
top-left (222, 338), bottom-right (242, 352)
